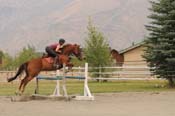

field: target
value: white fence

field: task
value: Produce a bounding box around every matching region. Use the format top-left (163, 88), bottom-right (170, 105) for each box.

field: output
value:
top-left (0, 65), bottom-right (154, 82)
top-left (88, 65), bottom-right (154, 80)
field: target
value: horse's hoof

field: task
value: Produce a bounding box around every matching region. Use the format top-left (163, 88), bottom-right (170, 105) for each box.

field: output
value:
top-left (7, 77), bottom-right (10, 82)
top-left (65, 71), bottom-right (69, 73)
top-left (15, 92), bottom-right (19, 96)
top-left (15, 91), bottom-right (22, 96)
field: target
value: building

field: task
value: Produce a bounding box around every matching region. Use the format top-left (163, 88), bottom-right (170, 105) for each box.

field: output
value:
top-left (118, 42), bottom-right (151, 78)
top-left (119, 42), bottom-right (147, 66)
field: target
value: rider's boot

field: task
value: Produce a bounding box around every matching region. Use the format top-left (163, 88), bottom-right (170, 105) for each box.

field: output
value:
top-left (53, 56), bottom-right (59, 69)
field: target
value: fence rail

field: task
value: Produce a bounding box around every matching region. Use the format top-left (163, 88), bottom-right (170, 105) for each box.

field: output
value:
top-left (0, 65), bottom-right (155, 82)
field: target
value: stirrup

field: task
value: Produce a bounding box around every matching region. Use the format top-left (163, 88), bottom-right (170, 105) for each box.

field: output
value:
top-left (53, 64), bottom-right (60, 69)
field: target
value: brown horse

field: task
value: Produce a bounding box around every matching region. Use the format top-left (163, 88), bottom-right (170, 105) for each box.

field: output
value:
top-left (7, 44), bottom-right (83, 94)
top-left (7, 54), bottom-right (72, 94)
top-left (111, 49), bottom-right (124, 66)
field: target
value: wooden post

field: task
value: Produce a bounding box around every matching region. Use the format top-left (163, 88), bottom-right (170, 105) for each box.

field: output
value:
top-left (98, 65), bottom-right (102, 82)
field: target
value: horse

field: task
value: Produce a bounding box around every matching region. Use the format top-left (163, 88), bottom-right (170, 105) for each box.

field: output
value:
top-left (7, 54), bottom-right (72, 95)
top-left (7, 43), bottom-right (83, 94)
top-left (111, 49), bottom-right (124, 66)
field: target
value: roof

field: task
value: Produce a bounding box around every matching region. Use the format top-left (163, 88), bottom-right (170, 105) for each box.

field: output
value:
top-left (119, 42), bottom-right (145, 54)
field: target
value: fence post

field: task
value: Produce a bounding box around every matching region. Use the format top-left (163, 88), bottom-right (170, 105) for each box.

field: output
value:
top-left (62, 64), bottom-right (68, 97)
top-left (99, 65), bottom-right (102, 78)
top-left (99, 65), bottom-right (102, 82)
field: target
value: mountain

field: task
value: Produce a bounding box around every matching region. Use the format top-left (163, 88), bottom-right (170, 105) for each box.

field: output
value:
top-left (0, 0), bottom-right (150, 55)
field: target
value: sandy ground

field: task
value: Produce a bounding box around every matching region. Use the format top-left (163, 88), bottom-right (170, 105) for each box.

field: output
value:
top-left (0, 92), bottom-right (175, 116)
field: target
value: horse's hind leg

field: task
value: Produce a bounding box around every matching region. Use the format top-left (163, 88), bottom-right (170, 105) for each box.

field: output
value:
top-left (20, 76), bottom-right (34, 94)
top-left (15, 76), bottom-right (27, 95)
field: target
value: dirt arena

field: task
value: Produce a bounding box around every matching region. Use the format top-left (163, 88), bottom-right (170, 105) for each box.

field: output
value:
top-left (0, 92), bottom-right (175, 116)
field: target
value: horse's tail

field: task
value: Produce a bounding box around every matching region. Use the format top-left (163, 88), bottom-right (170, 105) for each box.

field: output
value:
top-left (7, 62), bottom-right (28, 82)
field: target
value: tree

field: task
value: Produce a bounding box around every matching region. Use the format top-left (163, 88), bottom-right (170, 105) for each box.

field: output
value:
top-left (14, 45), bottom-right (39, 66)
top-left (0, 52), bottom-right (13, 70)
top-left (144, 0), bottom-right (175, 87)
top-left (84, 19), bottom-right (111, 78)
top-left (71, 57), bottom-right (86, 67)
top-left (0, 51), bottom-right (3, 64)
top-left (0, 45), bottom-right (40, 70)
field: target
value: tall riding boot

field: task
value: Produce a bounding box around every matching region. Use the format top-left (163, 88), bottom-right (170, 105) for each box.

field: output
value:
top-left (53, 56), bottom-right (59, 69)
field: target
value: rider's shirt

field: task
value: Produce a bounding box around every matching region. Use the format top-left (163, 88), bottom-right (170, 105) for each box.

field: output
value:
top-left (49, 43), bottom-right (59, 50)
top-left (49, 43), bottom-right (64, 52)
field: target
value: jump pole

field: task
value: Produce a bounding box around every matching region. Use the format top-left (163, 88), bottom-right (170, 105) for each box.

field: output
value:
top-left (74, 63), bottom-right (94, 100)
top-left (52, 63), bottom-right (94, 100)
top-left (37, 63), bottom-right (94, 100)
top-left (62, 63), bottom-right (68, 98)
top-left (52, 70), bottom-right (61, 96)
top-left (52, 64), bottom-right (68, 97)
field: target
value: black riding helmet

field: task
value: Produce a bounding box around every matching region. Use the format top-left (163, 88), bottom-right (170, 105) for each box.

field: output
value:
top-left (59, 38), bottom-right (65, 44)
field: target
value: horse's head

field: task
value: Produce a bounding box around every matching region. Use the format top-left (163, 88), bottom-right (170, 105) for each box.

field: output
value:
top-left (62, 44), bottom-right (83, 61)
top-left (72, 44), bottom-right (83, 60)
top-left (111, 49), bottom-right (124, 65)
top-left (111, 49), bottom-right (119, 59)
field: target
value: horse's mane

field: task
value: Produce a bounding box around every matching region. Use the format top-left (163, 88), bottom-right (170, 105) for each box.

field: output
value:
top-left (62, 44), bottom-right (79, 49)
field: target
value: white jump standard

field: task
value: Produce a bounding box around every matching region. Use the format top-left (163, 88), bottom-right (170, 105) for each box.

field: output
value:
top-left (35, 63), bottom-right (94, 101)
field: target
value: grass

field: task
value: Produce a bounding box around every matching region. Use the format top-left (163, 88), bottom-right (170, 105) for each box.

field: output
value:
top-left (0, 79), bottom-right (175, 96)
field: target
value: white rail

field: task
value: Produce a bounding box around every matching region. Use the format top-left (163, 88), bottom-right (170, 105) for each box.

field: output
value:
top-left (0, 65), bottom-right (154, 82)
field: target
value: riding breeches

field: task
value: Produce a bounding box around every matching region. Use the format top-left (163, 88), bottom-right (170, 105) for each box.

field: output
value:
top-left (45, 47), bottom-right (57, 57)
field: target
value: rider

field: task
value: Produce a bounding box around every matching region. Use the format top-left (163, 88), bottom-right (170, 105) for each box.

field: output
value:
top-left (45, 38), bottom-right (65, 68)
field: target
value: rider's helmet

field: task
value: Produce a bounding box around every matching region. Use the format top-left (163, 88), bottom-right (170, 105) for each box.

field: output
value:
top-left (59, 38), bottom-right (65, 45)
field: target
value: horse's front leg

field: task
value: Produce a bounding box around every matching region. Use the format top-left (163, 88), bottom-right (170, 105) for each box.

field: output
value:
top-left (66, 63), bottom-right (73, 70)
top-left (58, 63), bottom-right (73, 70)
top-left (62, 63), bottom-right (73, 73)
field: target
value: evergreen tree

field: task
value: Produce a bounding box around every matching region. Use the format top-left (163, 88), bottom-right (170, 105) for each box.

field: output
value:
top-left (84, 19), bottom-right (111, 67)
top-left (144, 0), bottom-right (175, 87)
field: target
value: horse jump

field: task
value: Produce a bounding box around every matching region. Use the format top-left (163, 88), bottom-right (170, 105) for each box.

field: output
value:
top-left (35, 63), bottom-right (94, 101)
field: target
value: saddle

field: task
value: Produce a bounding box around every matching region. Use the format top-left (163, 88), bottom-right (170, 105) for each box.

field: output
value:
top-left (42, 53), bottom-right (54, 64)
top-left (43, 57), bottom-right (54, 64)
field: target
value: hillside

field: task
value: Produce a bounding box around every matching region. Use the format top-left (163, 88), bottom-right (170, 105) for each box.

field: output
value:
top-left (0, 0), bottom-right (150, 55)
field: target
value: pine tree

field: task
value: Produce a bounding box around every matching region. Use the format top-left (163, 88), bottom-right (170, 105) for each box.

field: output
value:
top-left (144, 0), bottom-right (175, 87)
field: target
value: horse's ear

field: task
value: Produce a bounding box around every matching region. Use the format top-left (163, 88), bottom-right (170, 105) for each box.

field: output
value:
top-left (74, 44), bottom-right (80, 47)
